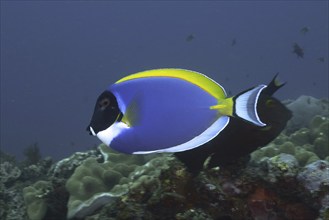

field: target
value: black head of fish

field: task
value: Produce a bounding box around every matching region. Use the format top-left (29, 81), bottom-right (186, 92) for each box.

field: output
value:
top-left (86, 91), bottom-right (122, 135)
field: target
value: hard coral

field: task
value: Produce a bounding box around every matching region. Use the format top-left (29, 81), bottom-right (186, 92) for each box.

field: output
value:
top-left (0, 161), bottom-right (21, 186)
top-left (251, 114), bottom-right (329, 167)
top-left (23, 180), bottom-right (52, 220)
top-left (65, 158), bottom-right (125, 219)
top-left (65, 144), bottom-right (148, 219)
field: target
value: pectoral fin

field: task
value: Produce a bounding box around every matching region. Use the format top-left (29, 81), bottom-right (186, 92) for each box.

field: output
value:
top-left (121, 96), bottom-right (141, 127)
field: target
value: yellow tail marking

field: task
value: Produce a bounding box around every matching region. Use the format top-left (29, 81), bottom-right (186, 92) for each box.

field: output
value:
top-left (210, 97), bottom-right (234, 116)
top-left (210, 104), bottom-right (226, 110)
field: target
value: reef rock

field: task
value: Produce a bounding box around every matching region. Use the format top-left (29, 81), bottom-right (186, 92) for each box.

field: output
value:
top-left (286, 95), bottom-right (329, 133)
top-left (257, 153), bottom-right (299, 183)
top-left (297, 160), bottom-right (329, 195)
top-left (0, 161), bottom-right (21, 186)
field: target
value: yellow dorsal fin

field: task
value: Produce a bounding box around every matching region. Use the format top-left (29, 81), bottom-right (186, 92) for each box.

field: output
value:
top-left (115, 68), bottom-right (226, 100)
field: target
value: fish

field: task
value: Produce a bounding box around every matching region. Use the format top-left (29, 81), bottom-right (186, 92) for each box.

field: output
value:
top-left (292, 43), bottom-right (304, 58)
top-left (231, 38), bottom-right (236, 46)
top-left (87, 68), bottom-right (269, 157)
top-left (185, 34), bottom-right (194, 42)
top-left (300, 26), bottom-right (310, 35)
top-left (317, 57), bottom-right (325, 63)
top-left (175, 73), bottom-right (292, 172)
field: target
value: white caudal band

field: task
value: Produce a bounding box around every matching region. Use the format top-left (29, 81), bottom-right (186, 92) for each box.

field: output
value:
top-left (235, 85), bottom-right (267, 127)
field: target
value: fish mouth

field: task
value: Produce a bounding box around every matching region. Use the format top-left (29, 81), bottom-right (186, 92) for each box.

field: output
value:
top-left (89, 126), bottom-right (97, 136)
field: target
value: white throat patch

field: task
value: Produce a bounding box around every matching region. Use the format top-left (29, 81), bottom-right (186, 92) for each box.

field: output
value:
top-left (95, 122), bottom-right (129, 146)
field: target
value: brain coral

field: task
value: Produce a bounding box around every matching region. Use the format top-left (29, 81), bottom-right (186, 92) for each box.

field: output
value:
top-left (65, 144), bottom-right (148, 219)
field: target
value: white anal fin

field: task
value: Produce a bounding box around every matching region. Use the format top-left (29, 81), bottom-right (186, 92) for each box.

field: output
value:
top-left (133, 116), bottom-right (230, 154)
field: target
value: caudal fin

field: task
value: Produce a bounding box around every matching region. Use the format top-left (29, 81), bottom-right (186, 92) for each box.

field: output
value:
top-left (233, 85), bottom-right (267, 126)
top-left (262, 73), bottom-right (286, 96)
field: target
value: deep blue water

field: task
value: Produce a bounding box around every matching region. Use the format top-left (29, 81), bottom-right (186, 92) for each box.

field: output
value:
top-left (1, 1), bottom-right (328, 161)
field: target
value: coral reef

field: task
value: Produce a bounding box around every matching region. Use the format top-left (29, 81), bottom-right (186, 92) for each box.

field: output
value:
top-left (251, 114), bottom-right (329, 167)
top-left (84, 156), bottom-right (321, 220)
top-left (286, 95), bottom-right (329, 133)
top-left (0, 185), bottom-right (27, 220)
top-left (1, 95), bottom-right (328, 220)
top-left (254, 153), bottom-right (299, 183)
top-left (297, 160), bottom-right (329, 194)
top-left (48, 148), bottom-right (99, 179)
top-left (0, 150), bottom-right (16, 164)
top-left (23, 142), bottom-right (42, 165)
top-left (320, 195), bottom-right (329, 220)
top-left (65, 145), bottom-right (157, 219)
top-left (0, 161), bottom-right (21, 187)
top-left (65, 157), bottom-right (125, 219)
top-left (0, 155), bottom-right (54, 220)
top-left (23, 180), bottom-right (52, 220)
top-left (20, 157), bottom-right (53, 181)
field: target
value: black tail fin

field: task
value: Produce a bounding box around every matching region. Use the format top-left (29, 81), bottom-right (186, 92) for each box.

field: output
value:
top-left (263, 73), bottom-right (286, 96)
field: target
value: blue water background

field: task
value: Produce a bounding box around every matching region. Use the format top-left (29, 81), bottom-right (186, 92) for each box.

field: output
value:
top-left (1, 1), bottom-right (328, 160)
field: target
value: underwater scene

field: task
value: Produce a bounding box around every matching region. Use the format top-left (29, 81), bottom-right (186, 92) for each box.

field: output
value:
top-left (1, 2), bottom-right (328, 220)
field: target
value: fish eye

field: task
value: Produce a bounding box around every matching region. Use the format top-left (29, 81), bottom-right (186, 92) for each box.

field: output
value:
top-left (99, 98), bottom-right (110, 110)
